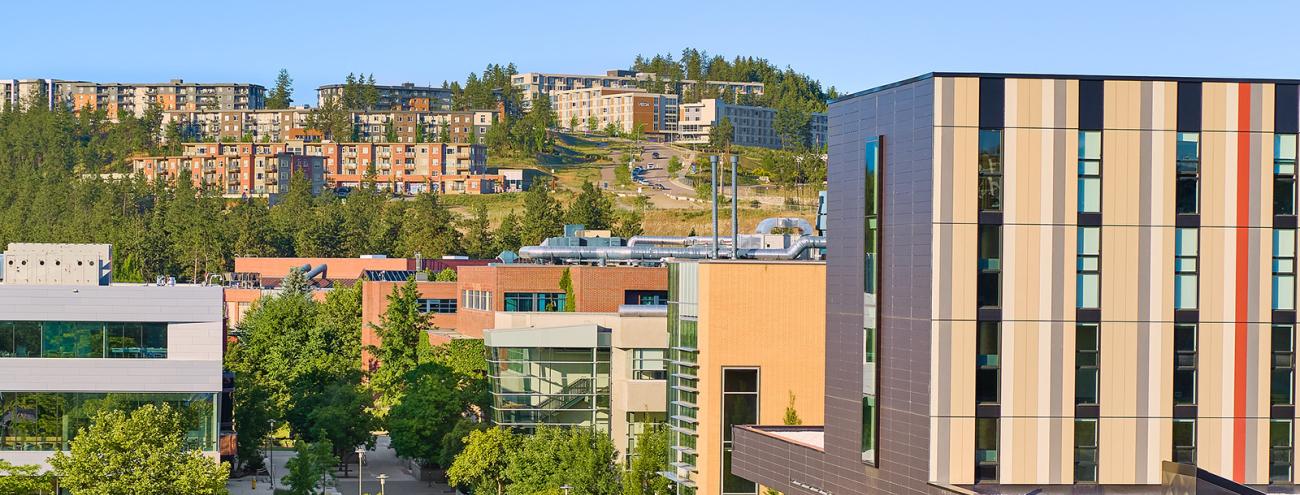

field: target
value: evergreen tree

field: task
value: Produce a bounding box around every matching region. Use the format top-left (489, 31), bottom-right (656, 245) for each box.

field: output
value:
top-left (565, 180), bottom-right (614, 229)
top-left (494, 210), bottom-right (522, 255)
top-left (396, 192), bottom-right (463, 258)
top-left (368, 279), bottom-right (430, 412)
top-left (267, 69), bottom-right (294, 109)
top-left (462, 203), bottom-right (495, 259)
top-left (520, 180), bottom-right (563, 248)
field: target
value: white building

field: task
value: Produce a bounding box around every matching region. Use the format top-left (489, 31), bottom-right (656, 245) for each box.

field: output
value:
top-left (0, 243), bottom-right (225, 470)
top-left (676, 98), bottom-right (828, 149)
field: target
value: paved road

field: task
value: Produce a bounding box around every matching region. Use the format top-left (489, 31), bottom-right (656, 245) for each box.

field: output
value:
top-left (228, 436), bottom-right (455, 495)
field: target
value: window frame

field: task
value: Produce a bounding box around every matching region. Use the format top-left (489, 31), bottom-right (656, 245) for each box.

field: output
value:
top-left (1276, 133), bottom-right (1297, 216)
top-left (978, 129), bottom-right (1003, 212)
top-left (1176, 132), bottom-right (1201, 215)
top-left (1074, 418), bottom-right (1099, 484)
top-left (978, 224), bottom-right (1002, 309)
top-left (1076, 324), bottom-right (1100, 406)
top-left (721, 367), bottom-right (759, 495)
top-left (1078, 131), bottom-right (1102, 214)
top-left (631, 348), bottom-right (667, 381)
top-left (1174, 324), bottom-right (1198, 406)
top-left (1273, 418), bottom-right (1295, 484)
top-left (1175, 228), bottom-right (1200, 310)
top-left (1077, 227), bottom-right (1101, 309)
top-left (975, 417), bottom-right (999, 483)
top-left (1274, 325), bottom-right (1296, 407)
top-left (1274, 229), bottom-right (1296, 311)
top-left (1173, 419), bottom-right (1197, 465)
top-left (976, 321), bottom-right (1000, 405)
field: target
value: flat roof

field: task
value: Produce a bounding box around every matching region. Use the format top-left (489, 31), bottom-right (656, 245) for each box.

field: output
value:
top-left (836, 71), bottom-right (1300, 103)
top-left (739, 425), bottom-right (825, 452)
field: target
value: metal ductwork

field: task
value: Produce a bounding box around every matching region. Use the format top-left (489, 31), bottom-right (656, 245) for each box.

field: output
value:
top-left (618, 304), bottom-right (668, 317)
top-left (627, 236), bottom-right (735, 247)
top-left (304, 264), bottom-right (328, 280)
top-left (755, 217), bottom-right (815, 235)
top-left (519, 236), bottom-right (825, 262)
top-left (748, 236), bottom-right (827, 260)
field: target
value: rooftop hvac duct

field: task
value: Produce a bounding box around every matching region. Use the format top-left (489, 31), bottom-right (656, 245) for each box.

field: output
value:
top-left (519, 236), bottom-right (825, 262)
top-left (755, 217), bottom-right (815, 235)
top-left (304, 264), bottom-right (328, 280)
top-left (618, 304), bottom-right (668, 317)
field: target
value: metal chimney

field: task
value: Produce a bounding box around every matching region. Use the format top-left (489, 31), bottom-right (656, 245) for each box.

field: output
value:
top-left (710, 155), bottom-right (719, 259)
top-left (731, 154), bottom-right (738, 260)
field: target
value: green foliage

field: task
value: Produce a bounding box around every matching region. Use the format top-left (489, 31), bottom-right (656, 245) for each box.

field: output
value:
top-left (0, 459), bottom-right (55, 494)
top-left (623, 424), bottom-right (671, 495)
top-left (439, 419), bottom-right (489, 469)
top-left (667, 155), bottom-right (682, 174)
top-left (396, 192), bottom-right (462, 258)
top-left (49, 403), bottom-right (229, 495)
top-left (462, 202), bottom-right (496, 259)
top-left (387, 363), bottom-right (465, 466)
top-left (630, 48), bottom-right (833, 110)
top-left (613, 162), bottom-right (632, 187)
top-left (282, 440), bottom-right (336, 495)
top-left (709, 117), bottom-right (734, 152)
top-left (565, 181), bottom-right (614, 229)
top-left (612, 208), bottom-right (644, 239)
top-left (435, 267), bottom-right (459, 281)
top-left (453, 64), bottom-right (521, 112)
top-left (752, 148), bottom-right (827, 186)
top-left (305, 97), bottom-right (353, 141)
top-left (286, 370), bottom-right (376, 461)
top-left (559, 268), bottom-right (576, 312)
top-left (520, 180), bottom-right (564, 248)
top-left (448, 427), bottom-right (520, 495)
top-left (505, 427), bottom-right (622, 495)
top-left (783, 391), bottom-right (802, 426)
top-left (494, 210), bottom-right (522, 255)
top-left (367, 279), bottom-right (429, 412)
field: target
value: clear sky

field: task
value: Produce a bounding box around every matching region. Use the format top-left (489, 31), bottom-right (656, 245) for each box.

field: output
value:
top-left (4, 0), bottom-right (1298, 104)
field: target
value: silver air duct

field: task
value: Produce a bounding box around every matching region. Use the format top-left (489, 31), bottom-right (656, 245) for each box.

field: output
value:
top-left (755, 217), bottom-right (816, 235)
top-left (618, 304), bottom-right (668, 317)
top-left (519, 236), bottom-right (825, 262)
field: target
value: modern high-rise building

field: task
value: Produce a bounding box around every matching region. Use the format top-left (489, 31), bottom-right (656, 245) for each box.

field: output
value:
top-left (731, 72), bottom-right (1300, 494)
top-left (676, 98), bottom-right (828, 149)
top-left (316, 82), bottom-right (452, 112)
top-left (0, 243), bottom-right (225, 471)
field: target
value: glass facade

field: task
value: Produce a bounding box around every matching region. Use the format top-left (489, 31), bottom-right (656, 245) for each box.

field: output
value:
top-left (1075, 419), bottom-right (1098, 483)
top-left (978, 225), bottom-right (1001, 308)
top-left (487, 346), bottom-right (610, 430)
top-left (721, 368), bottom-right (758, 495)
top-left (1273, 419), bottom-right (1294, 484)
top-left (0, 321), bottom-right (167, 359)
top-left (1278, 134), bottom-right (1297, 216)
top-left (503, 292), bottom-right (566, 312)
top-left (625, 290), bottom-right (669, 306)
top-left (0, 392), bottom-right (217, 451)
top-left (417, 298), bottom-right (457, 314)
top-left (1176, 132), bottom-right (1201, 215)
top-left (1076, 324), bottom-right (1099, 406)
top-left (863, 136), bottom-right (880, 465)
top-left (632, 349), bottom-right (667, 380)
top-left (1174, 325), bottom-right (1198, 405)
top-left (667, 263), bottom-right (700, 491)
top-left (1078, 131), bottom-right (1102, 213)
top-left (1077, 227), bottom-right (1101, 309)
top-left (1275, 229), bottom-right (1297, 311)
top-left (1274, 325), bottom-right (1295, 406)
top-left (978, 130), bottom-right (1003, 212)
top-left (1175, 228), bottom-right (1199, 310)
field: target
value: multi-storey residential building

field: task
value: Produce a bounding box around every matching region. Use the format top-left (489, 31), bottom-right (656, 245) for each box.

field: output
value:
top-left (661, 260), bottom-right (826, 495)
top-left (0, 243), bottom-right (225, 472)
top-left (676, 99), bottom-right (827, 149)
top-left (552, 88), bottom-right (678, 139)
top-left (2, 78), bottom-right (265, 118)
top-left (164, 108), bottom-right (496, 145)
top-left (316, 82), bottom-right (452, 112)
top-left (0, 79), bottom-right (78, 110)
top-left (132, 141), bottom-right (491, 196)
top-left (512, 70), bottom-right (763, 109)
top-left (131, 142), bottom-right (324, 202)
top-left (485, 307), bottom-right (669, 460)
top-left (729, 72), bottom-right (1300, 494)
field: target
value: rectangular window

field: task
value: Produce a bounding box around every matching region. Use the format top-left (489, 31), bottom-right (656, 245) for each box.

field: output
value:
top-left (1277, 134), bottom-right (1297, 216)
top-left (1274, 325), bottom-right (1296, 406)
top-left (1275, 229), bottom-right (1296, 311)
top-left (417, 298), bottom-right (457, 314)
top-left (503, 292), bottom-right (566, 312)
top-left (0, 321), bottom-right (165, 359)
top-left (624, 290), bottom-right (668, 306)
top-left (461, 290), bottom-right (492, 311)
top-left (863, 137), bottom-right (881, 465)
top-left (978, 225), bottom-right (1001, 308)
top-left (1176, 133), bottom-right (1201, 215)
top-left (1076, 324), bottom-right (1100, 405)
top-left (1075, 419), bottom-right (1098, 483)
top-left (975, 417), bottom-right (999, 483)
top-left (1077, 227), bottom-right (1100, 309)
top-left (1078, 131), bottom-right (1102, 213)
top-left (1273, 419), bottom-right (1294, 484)
top-left (1175, 228), bottom-right (1199, 310)
top-left (0, 392), bottom-right (216, 451)
top-left (722, 368), bottom-right (758, 495)
top-left (977, 322), bottom-right (1000, 405)
top-left (978, 130), bottom-right (1003, 212)
top-left (1174, 324), bottom-right (1198, 405)
top-left (632, 349), bottom-right (666, 380)
top-left (1173, 419), bottom-right (1197, 465)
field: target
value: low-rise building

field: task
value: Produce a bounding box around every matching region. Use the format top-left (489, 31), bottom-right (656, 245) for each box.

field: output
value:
top-left (552, 88), bottom-right (678, 139)
top-left (512, 70), bottom-right (763, 110)
top-left (0, 243), bottom-right (226, 471)
top-left (131, 143), bottom-right (324, 202)
top-left (316, 82), bottom-right (452, 112)
top-left (485, 307), bottom-right (668, 460)
top-left (163, 108), bottom-right (497, 145)
top-left (676, 98), bottom-right (828, 149)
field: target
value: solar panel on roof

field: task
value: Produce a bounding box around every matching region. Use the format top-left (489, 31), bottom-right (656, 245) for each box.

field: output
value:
top-left (361, 270), bottom-right (416, 282)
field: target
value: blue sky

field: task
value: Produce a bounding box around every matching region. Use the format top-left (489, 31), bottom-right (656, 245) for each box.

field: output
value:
top-left (3, 0), bottom-right (1298, 104)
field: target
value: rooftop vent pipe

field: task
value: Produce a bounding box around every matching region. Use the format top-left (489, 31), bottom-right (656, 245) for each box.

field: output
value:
top-left (519, 236), bottom-right (825, 262)
top-left (756, 217), bottom-right (815, 235)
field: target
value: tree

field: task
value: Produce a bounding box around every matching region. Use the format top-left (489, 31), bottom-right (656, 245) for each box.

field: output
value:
top-left (667, 155), bottom-right (682, 175)
top-left (435, 267), bottom-right (458, 281)
top-left (520, 179), bottom-right (564, 248)
top-left (559, 267), bottom-right (576, 312)
top-left (565, 180), bottom-right (614, 230)
top-left (267, 70), bottom-right (295, 109)
top-left (368, 279), bottom-right (430, 411)
top-left (505, 427), bottom-right (622, 495)
top-left (783, 391), bottom-right (802, 425)
top-left (0, 460), bottom-right (55, 494)
top-left (305, 97), bottom-right (352, 141)
top-left (439, 419), bottom-right (489, 469)
top-left (448, 427), bottom-right (520, 495)
top-left (709, 117), bottom-right (734, 152)
top-left (439, 121), bottom-right (452, 143)
top-left (282, 440), bottom-right (336, 495)
top-left (396, 192), bottom-right (462, 258)
top-left (586, 116), bottom-right (599, 133)
top-left (462, 202), bottom-right (495, 259)
top-left (612, 208), bottom-right (645, 239)
top-left (568, 116), bottom-right (579, 131)
top-left (49, 403), bottom-right (229, 495)
top-left (285, 371), bottom-right (376, 462)
top-left (623, 424), bottom-right (670, 495)
top-left (494, 210), bottom-right (522, 254)
top-left (387, 363), bottom-right (465, 466)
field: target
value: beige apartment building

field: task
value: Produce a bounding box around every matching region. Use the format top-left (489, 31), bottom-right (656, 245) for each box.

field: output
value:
top-left (512, 69), bottom-right (763, 109)
top-left (164, 109), bottom-right (496, 145)
top-left (676, 98), bottom-right (828, 149)
top-left (485, 307), bottom-right (669, 460)
top-left (3, 78), bottom-right (265, 118)
top-left (552, 87), bottom-right (678, 139)
top-left (316, 82), bottom-right (452, 111)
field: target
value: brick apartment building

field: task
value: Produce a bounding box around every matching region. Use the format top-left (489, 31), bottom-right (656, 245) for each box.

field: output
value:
top-left (552, 87), bottom-right (679, 139)
top-left (163, 108), bottom-right (497, 145)
top-left (132, 140), bottom-right (495, 197)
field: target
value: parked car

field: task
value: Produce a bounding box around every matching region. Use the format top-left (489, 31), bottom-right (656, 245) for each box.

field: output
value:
top-left (652, 151), bottom-right (661, 159)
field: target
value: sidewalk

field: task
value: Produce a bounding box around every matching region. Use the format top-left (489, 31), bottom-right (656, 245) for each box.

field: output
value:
top-left (228, 435), bottom-right (455, 495)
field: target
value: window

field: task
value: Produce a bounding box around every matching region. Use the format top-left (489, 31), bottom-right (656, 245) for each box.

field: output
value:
top-left (417, 298), bottom-right (457, 314)
top-left (632, 349), bottom-right (666, 380)
top-left (1076, 324), bottom-right (1100, 405)
top-left (0, 392), bottom-right (216, 451)
top-left (1174, 324), bottom-right (1198, 405)
top-left (1276, 229), bottom-right (1296, 311)
top-left (462, 290), bottom-right (492, 311)
top-left (503, 292), bottom-right (566, 312)
top-left (975, 417), bottom-right (999, 483)
top-left (722, 368), bottom-right (759, 495)
top-left (1175, 228), bottom-right (1199, 310)
top-left (1275, 325), bottom-right (1296, 406)
top-left (1075, 419), bottom-right (1098, 483)
top-left (1273, 419), bottom-right (1294, 483)
top-left (1176, 133), bottom-right (1200, 214)
top-left (0, 321), bottom-right (166, 359)
top-left (978, 130), bottom-right (1003, 212)
top-left (1078, 131), bottom-right (1102, 213)
top-left (1278, 134), bottom-right (1297, 216)
top-left (1077, 227), bottom-right (1100, 309)
top-left (978, 225), bottom-right (1001, 308)
top-left (1173, 419), bottom-right (1197, 465)
top-left (863, 137), bottom-right (881, 465)
top-left (624, 290), bottom-right (668, 306)
top-left (977, 322), bottom-right (1000, 405)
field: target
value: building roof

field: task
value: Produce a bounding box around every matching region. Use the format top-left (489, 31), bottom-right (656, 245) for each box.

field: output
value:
top-left (836, 71), bottom-right (1300, 103)
top-left (483, 323), bottom-right (611, 348)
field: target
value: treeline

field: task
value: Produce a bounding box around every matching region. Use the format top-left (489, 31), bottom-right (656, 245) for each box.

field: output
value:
top-left (631, 47), bottom-right (835, 112)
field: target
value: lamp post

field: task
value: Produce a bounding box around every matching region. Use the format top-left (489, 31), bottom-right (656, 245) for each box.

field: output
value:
top-left (376, 474), bottom-right (389, 495)
top-left (267, 419), bottom-right (276, 489)
top-left (355, 447), bottom-right (366, 495)
top-left (561, 485), bottom-right (573, 495)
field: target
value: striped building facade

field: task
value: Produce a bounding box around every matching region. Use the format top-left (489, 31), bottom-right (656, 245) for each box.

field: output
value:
top-left (731, 73), bottom-right (1300, 494)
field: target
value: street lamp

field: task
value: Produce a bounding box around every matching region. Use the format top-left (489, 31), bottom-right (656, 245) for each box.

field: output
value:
top-left (376, 474), bottom-right (389, 495)
top-left (355, 447), bottom-right (366, 495)
top-left (561, 485), bottom-right (573, 495)
top-left (267, 419), bottom-right (276, 489)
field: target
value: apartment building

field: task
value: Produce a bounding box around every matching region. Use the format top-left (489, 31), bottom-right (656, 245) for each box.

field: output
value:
top-left (0, 79), bottom-right (75, 110)
top-left (0, 243), bottom-right (225, 471)
top-left (729, 73), bottom-right (1300, 494)
top-left (316, 82), bottom-right (452, 112)
top-left (512, 70), bottom-right (763, 109)
top-left (552, 88), bottom-right (679, 139)
top-left (662, 260), bottom-right (826, 495)
top-left (131, 142), bottom-right (324, 202)
top-left (164, 108), bottom-right (496, 145)
top-left (676, 99), bottom-right (828, 149)
top-left (2, 78), bottom-right (265, 118)
top-left (485, 308), bottom-right (668, 460)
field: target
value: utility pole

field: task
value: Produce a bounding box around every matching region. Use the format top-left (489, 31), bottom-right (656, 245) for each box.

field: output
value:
top-left (710, 154), bottom-right (719, 259)
top-left (731, 154), bottom-right (738, 259)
